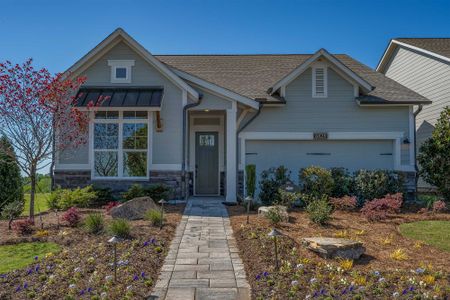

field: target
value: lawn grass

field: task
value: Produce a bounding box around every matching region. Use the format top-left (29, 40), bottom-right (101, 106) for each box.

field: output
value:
top-left (0, 242), bottom-right (60, 273)
top-left (22, 193), bottom-right (51, 216)
top-left (399, 220), bottom-right (450, 252)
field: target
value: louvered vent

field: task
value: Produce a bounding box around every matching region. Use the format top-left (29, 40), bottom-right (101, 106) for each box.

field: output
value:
top-left (313, 67), bottom-right (327, 97)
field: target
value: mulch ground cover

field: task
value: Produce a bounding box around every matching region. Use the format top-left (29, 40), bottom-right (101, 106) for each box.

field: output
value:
top-left (228, 205), bottom-right (450, 299)
top-left (0, 204), bottom-right (184, 300)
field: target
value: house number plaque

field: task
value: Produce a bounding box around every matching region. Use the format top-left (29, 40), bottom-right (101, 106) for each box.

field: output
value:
top-left (313, 132), bottom-right (328, 140)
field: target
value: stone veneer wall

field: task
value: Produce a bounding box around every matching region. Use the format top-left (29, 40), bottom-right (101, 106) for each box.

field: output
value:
top-left (54, 170), bottom-right (183, 199)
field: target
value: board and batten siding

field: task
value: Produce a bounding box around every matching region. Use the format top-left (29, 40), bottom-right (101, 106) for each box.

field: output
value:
top-left (57, 42), bottom-right (184, 168)
top-left (242, 67), bottom-right (411, 165)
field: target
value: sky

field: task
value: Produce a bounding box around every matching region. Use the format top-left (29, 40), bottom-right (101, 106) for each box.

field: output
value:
top-left (1, 0), bottom-right (450, 74)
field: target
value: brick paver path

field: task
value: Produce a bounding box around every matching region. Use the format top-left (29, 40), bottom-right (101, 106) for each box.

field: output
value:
top-left (152, 198), bottom-right (250, 300)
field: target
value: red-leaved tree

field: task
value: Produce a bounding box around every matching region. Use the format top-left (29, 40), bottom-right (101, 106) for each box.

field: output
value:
top-left (0, 59), bottom-right (103, 221)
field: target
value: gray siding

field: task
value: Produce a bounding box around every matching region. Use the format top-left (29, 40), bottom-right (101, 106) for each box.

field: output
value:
top-left (192, 85), bottom-right (232, 110)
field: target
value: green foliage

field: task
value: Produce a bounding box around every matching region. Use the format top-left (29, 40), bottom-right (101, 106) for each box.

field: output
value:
top-left (418, 107), bottom-right (450, 201)
top-left (0, 136), bottom-right (23, 213)
top-left (264, 206), bottom-right (285, 225)
top-left (143, 184), bottom-right (171, 201)
top-left (353, 170), bottom-right (404, 203)
top-left (1, 200), bottom-right (24, 228)
top-left (48, 185), bottom-right (98, 210)
top-left (258, 166), bottom-right (291, 205)
top-left (122, 184), bottom-right (146, 201)
top-left (418, 194), bottom-right (441, 209)
top-left (277, 189), bottom-right (301, 206)
top-left (23, 174), bottom-right (51, 193)
top-left (299, 166), bottom-right (334, 197)
top-left (245, 164), bottom-right (256, 198)
top-left (144, 208), bottom-right (163, 226)
top-left (306, 195), bottom-right (332, 225)
top-left (84, 213), bottom-right (104, 234)
top-left (91, 185), bottom-right (115, 207)
top-left (108, 218), bottom-right (131, 238)
top-left (330, 168), bottom-right (354, 197)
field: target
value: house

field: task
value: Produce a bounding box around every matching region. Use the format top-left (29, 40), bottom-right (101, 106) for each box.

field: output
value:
top-left (54, 28), bottom-right (431, 201)
top-left (377, 38), bottom-right (450, 190)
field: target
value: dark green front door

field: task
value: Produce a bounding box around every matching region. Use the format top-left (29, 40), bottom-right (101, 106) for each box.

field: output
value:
top-left (195, 132), bottom-right (219, 195)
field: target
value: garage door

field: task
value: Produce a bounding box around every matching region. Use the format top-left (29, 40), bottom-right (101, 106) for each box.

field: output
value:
top-left (246, 140), bottom-right (394, 183)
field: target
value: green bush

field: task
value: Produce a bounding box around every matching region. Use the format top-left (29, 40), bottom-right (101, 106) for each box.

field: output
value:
top-left (417, 194), bottom-right (441, 209)
top-left (91, 185), bottom-right (115, 207)
top-left (84, 213), bottom-right (104, 234)
top-left (48, 186), bottom-right (98, 210)
top-left (245, 164), bottom-right (256, 198)
top-left (277, 189), bottom-right (301, 206)
top-left (122, 184), bottom-right (145, 201)
top-left (306, 195), bottom-right (332, 225)
top-left (418, 107), bottom-right (450, 201)
top-left (330, 168), bottom-right (354, 197)
top-left (258, 166), bottom-right (290, 205)
top-left (354, 170), bottom-right (404, 203)
top-left (0, 136), bottom-right (23, 214)
top-left (264, 206), bottom-right (285, 225)
top-left (144, 208), bottom-right (163, 226)
top-left (108, 218), bottom-right (131, 238)
top-left (143, 184), bottom-right (171, 201)
top-left (299, 166), bottom-right (334, 197)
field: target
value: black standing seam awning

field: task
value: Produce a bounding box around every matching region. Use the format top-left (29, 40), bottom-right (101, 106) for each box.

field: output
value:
top-left (75, 87), bottom-right (164, 107)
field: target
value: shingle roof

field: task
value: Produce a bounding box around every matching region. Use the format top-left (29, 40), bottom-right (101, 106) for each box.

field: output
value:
top-left (395, 38), bottom-right (450, 60)
top-left (155, 54), bottom-right (430, 105)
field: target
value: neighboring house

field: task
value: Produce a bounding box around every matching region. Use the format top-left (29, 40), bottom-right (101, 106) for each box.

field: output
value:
top-left (54, 28), bottom-right (430, 201)
top-left (377, 38), bottom-right (450, 190)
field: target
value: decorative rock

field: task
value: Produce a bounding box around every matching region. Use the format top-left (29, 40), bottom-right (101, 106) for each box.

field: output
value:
top-left (258, 206), bottom-right (289, 222)
top-left (302, 237), bottom-right (365, 259)
top-left (110, 196), bottom-right (158, 220)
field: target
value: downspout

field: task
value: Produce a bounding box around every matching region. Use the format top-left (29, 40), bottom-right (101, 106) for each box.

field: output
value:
top-left (236, 102), bottom-right (263, 200)
top-left (182, 94), bottom-right (203, 200)
top-left (413, 104), bottom-right (423, 197)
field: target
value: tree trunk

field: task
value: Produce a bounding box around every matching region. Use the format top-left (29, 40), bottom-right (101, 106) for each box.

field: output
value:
top-left (8, 217), bottom-right (13, 230)
top-left (29, 165), bottom-right (36, 222)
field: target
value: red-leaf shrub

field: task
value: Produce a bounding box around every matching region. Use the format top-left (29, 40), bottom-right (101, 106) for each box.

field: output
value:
top-left (360, 193), bottom-right (403, 221)
top-left (12, 219), bottom-right (34, 235)
top-left (329, 196), bottom-right (357, 211)
top-left (62, 207), bottom-right (81, 227)
top-left (104, 201), bottom-right (120, 214)
top-left (432, 200), bottom-right (447, 213)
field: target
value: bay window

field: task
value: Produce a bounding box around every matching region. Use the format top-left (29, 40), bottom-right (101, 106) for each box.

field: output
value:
top-left (93, 111), bottom-right (149, 179)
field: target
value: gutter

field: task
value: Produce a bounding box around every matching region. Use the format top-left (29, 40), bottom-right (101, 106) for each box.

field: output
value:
top-left (235, 102), bottom-right (263, 201)
top-left (413, 104), bottom-right (423, 195)
top-left (181, 94), bottom-right (203, 200)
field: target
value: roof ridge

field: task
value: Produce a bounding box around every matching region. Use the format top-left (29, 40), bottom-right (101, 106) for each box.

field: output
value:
top-left (154, 53), bottom-right (350, 57)
top-left (395, 37), bottom-right (450, 40)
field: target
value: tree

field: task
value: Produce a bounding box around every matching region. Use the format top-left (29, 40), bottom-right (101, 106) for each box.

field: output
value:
top-left (0, 59), bottom-right (104, 221)
top-left (1, 200), bottom-right (24, 230)
top-left (0, 136), bottom-right (23, 214)
top-left (418, 106), bottom-right (450, 201)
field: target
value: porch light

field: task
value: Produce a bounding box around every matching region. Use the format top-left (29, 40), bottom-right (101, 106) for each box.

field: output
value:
top-left (108, 236), bottom-right (123, 282)
top-left (403, 138), bottom-right (410, 144)
top-left (244, 196), bottom-right (253, 224)
top-left (268, 228), bottom-right (284, 270)
top-left (158, 199), bottom-right (167, 229)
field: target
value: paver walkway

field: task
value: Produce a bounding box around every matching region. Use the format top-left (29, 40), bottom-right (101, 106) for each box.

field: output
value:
top-left (152, 198), bottom-right (250, 300)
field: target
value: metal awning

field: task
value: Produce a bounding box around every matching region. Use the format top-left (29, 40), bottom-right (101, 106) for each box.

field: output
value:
top-left (75, 87), bottom-right (164, 107)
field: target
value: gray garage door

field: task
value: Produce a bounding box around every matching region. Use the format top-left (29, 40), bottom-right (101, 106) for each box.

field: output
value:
top-left (246, 140), bottom-right (394, 186)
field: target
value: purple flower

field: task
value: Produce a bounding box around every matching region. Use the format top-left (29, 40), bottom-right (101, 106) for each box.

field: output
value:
top-left (0, 274), bottom-right (6, 278)
top-left (35, 265), bottom-right (40, 272)
top-left (133, 275), bottom-right (139, 281)
top-left (402, 289), bottom-right (408, 295)
top-left (15, 286), bottom-right (21, 292)
top-left (143, 241), bottom-right (149, 247)
top-left (341, 288), bottom-right (347, 295)
top-left (319, 288), bottom-right (326, 295)
top-left (263, 271), bottom-right (269, 277)
top-left (87, 287), bottom-right (93, 293)
top-left (151, 238), bottom-right (156, 244)
top-left (349, 285), bottom-right (354, 292)
top-left (255, 274), bottom-right (261, 280)
top-left (409, 286), bottom-right (414, 292)
top-left (23, 282), bottom-right (28, 289)
top-left (313, 291), bottom-right (318, 297)
top-left (141, 272), bottom-right (146, 278)
top-left (26, 269), bottom-right (33, 275)
top-left (34, 256), bottom-right (38, 261)
top-left (80, 289), bottom-right (85, 296)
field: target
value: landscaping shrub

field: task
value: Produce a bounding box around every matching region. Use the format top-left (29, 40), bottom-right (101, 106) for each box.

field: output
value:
top-left (1, 200), bottom-right (25, 230)
top-left (48, 186), bottom-right (98, 210)
top-left (418, 107), bottom-right (450, 201)
top-left (12, 219), bottom-right (34, 235)
top-left (123, 184), bottom-right (145, 201)
top-left (354, 170), bottom-right (404, 203)
top-left (143, 184), bottom-right (171, 201)
top-left (46, 189), bottom-right (62, 210)
top-left (329, 195), bottom-right (357, 211)
top-left (306, 195), bottom-right (332, 225)
top-left (84, 213), bottom-right (104, 234)
top-left (61, 207), bottom-right (81, 227)
top-left (330, 168), bottom-right (354, 197)
top-left (91, 185), bottom-right (114, 207)
top-left (299, 166), bottom-right (334, 197)
top-left (245, 164), bottom-right (256, 198)
top-left (144, 208), bottom-right (163, 226)
top-left (418, 194), bottom-right (440, 209)
top-left (277, 189), bottom-right (301, 206)
top-left (360, 193), bottom-right (403, 221)
top-left (264, 206), bottom-right (285, 225)
top-left (108, 218), bottom-right (131, 238)
top-left (258, 166), bottom-right (290, 205)
top-left (432, 200), bottom-right (447, 213)
top-left (104, 201), bottom-right (120, 214)
top-left (0, 136), bottom-right (23, 214)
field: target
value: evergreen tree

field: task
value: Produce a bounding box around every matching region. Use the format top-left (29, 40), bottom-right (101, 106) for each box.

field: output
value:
top-left (0, 136), bottom-right (23, 213)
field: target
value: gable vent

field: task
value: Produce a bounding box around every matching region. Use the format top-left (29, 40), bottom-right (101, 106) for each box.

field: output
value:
top-left (312, 66), bottom-right (328, 98)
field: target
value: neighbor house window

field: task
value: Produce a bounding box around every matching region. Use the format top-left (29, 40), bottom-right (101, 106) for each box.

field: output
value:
top-left (108, 60), bottom-right (135, 83)
top-left (93, 111), bottom-right (149, 178)
top-left (312, 65), bottom-right (328, 98)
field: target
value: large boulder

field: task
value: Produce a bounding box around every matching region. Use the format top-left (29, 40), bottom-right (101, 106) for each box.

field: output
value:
top-left (302, 237), bottom-right (365, 260)
top-left (258, 206), bottom-right (289, 222)
top-left (110, 197), bottom-right (159, 220)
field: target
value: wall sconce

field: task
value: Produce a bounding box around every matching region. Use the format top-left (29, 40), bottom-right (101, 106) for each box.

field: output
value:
top-left (403, 138), bottom-right (410, 144)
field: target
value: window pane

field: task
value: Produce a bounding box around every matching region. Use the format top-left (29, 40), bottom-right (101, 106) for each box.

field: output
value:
top-left (123, 123), bottom-right (148, 149)
top-left (123, 152), bottom-right (147, 177)
top-left (94, 123), bottom-right (118, 149)
top-left (115, 67), bottom-right (127, 78)
top-left (95, 111), bottom-right (119, 119)
top-left (94, 151), bottom-right (118, 177)
top-left (124, 111), bottom-right (148, 119)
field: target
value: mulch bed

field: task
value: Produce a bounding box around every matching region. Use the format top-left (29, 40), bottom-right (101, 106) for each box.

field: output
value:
top-left (0, 204), bottom-right (185, 300)
top-left (228, 205), bottom-right (450, 299)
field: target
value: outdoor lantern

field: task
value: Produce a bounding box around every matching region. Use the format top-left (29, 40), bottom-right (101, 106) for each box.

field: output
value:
top-left (158, 199), bottom-right (167, 229)
top-left (268, 228), bottom-right (284, 270)
top-left (108, 236), bottom-right (122, 282)
top-left (244, 196), bottom-right (253, 224)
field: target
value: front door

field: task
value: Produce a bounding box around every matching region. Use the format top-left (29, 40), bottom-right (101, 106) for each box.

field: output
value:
top-left (195, 132), bottom-right (219, 195)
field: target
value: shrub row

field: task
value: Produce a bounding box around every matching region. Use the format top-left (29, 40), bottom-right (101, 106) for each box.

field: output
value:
top-left (122, 184), bottom-right (172, 201)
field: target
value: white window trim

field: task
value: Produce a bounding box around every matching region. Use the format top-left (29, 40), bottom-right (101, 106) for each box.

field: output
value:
top-left (312, 64), bottom-right (328, 98)
top-left (90, 110), bottom-right (152, 180)
top-left (108, 60), bottom-right (135, 83)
